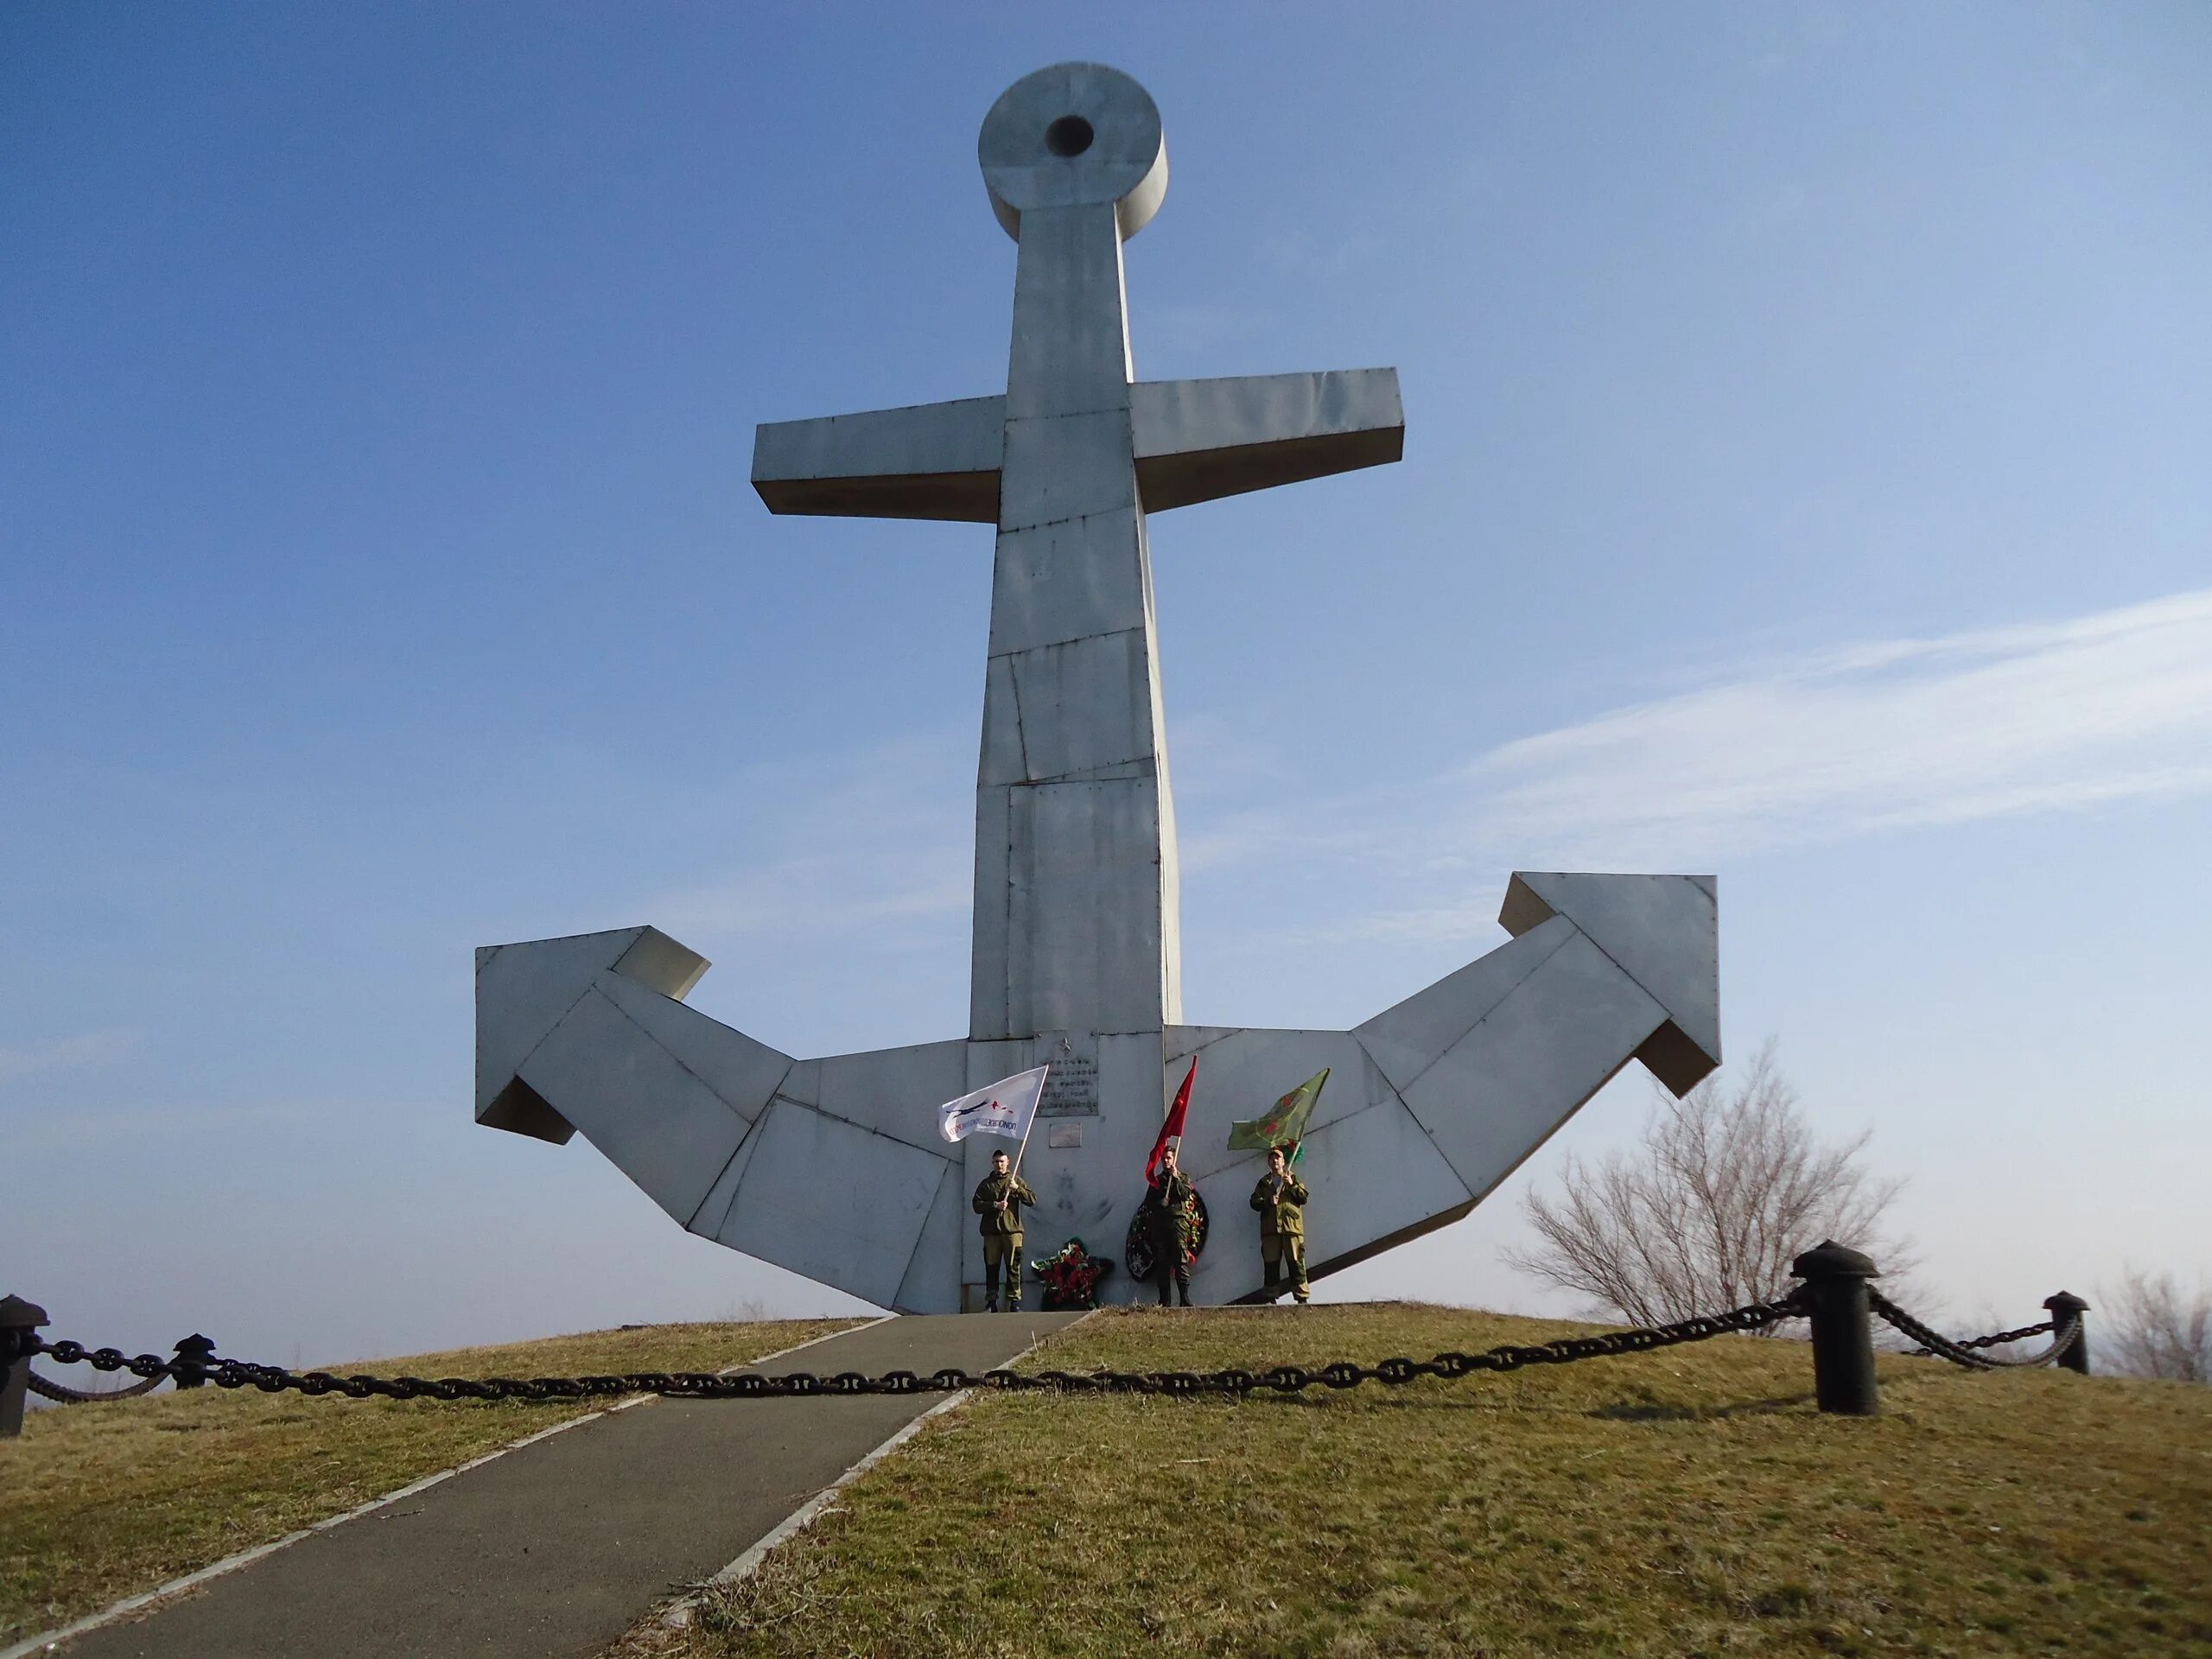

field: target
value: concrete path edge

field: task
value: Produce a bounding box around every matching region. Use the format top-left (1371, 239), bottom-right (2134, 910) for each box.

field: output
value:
top-left (0, 1319), bottom-right (891, 1659)
top-left (655, 1306), bottom-right (1094, 1633)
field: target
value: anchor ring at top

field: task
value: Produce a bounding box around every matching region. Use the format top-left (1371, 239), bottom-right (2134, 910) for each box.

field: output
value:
top-left (979, 61), bottom-right (1168, 242)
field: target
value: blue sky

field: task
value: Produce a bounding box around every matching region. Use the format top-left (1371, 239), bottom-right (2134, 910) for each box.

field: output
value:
top-left (5, 4), bottom-right (2207, 1365)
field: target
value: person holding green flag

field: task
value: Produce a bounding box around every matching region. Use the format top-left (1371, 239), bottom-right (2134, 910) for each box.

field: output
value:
top-left (1249, 1142), bottom-right (1312, 1304)
top-left (1229, 1068), bottom-right (1327, 1306)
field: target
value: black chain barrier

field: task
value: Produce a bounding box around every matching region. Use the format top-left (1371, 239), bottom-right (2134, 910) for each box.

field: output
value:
top-left (1926, 1319), bottom-right (2058, 1354)
top-left (1870, 1292), bottom-right (2082, 1370)
top-left (14, 1294), bottom-right (1806, 1406)
top-left (25, 1369), bottom-right (167, 1405)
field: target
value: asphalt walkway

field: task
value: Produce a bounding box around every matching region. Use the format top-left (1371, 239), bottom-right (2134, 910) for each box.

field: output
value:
top-left (56, 1312), bottom-right (1086, 1659)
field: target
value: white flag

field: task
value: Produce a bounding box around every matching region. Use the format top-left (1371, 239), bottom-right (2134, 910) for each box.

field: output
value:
top-left (937, 1065), bottom-right (1050, 1144)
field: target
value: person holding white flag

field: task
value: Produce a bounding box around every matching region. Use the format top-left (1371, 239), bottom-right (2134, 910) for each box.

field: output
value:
top-left (970, 1148), bottom-right (1039, 1312)
top-left (937, 1065), bottom-right (1049, 1311)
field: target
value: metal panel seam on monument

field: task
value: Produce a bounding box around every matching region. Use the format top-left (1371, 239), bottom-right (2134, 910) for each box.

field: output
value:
top-left (1348, 1031), bottom-right (1479, 1196)
top-left (1455, 1052), bottom-right (1643, 1211)
top-left (998, 639), bottom-right (1154, 779)
top-left (1365, 922), bottom-right (1579, 1096)
top-left (554, 987), bottom-right (774, 1233)
top-left (589, 976), bottom-right (793, 1135)
top-left (989, 506), bottom-right (1139, 540)
top-left (500, 976), bottom-right (610, 1106)
top-left (1291, 1092), bottom-right (1478, 1210)
top-left (689, 1112), bottom-right (766, 1236)
top-left (1003, 760), bottom-right (1154, 786)
top-left (888, 1160), bottom-right (959, 1309)
top-left (551, 996), bottom-right (753, 1194)
top-left (591, 970), bottom-right (791, 1114)
top-left (1006, 403), bottom-right (1141, 429)
top-left (986, 608), bottom-right (1152, 659)
top-left (1573, 925), bottom-right (1707, 1044)
top-left (999, 745), bottom-right (1155, 788)
top-left (518, 988), bottom-right (749, 1225)
top-left (1005, 649), bottom-right (1033, 778)
top-left (985, 625), bottom-right (1149, 662)
top-left (1161, 1027), bottom-right (1236, 1066)
top-left (756, 1090), bottom-right (956, 1166)
top-left (1528, 880), bottom-right (1717, 1058)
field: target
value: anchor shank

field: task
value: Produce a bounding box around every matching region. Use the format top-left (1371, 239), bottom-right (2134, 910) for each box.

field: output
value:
top-left (974, 201), bottom-right (1179, 1041)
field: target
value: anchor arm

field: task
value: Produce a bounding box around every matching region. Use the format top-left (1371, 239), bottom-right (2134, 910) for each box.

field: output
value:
top-left (752, 394), bottom-right (1006, 522)
top-left (1130, 368), bottom-right (1403, 512)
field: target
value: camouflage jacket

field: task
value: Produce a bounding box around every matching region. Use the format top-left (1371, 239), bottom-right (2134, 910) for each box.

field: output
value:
top-left (1249, 1172), bottom-right (1310, 1236)
top-left (972, 1172), bottom-right (1039, 1236)
top-left (1141, 1171), bottom-right (1199, 1248)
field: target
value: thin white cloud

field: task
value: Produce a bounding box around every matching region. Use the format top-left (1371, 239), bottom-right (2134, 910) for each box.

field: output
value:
top-left (1266, 587), bottom-right (2212, 946)
top-left (0, 1028), bottom-right (143, 1088)
top-left (626, 588), bottom-right (2212, 957)
top-left (1468, 587), bottom-right (2212, 864)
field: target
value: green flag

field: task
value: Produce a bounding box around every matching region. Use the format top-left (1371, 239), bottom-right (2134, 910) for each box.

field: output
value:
top-left (1227, 1067), bottom-right (1329, 1154)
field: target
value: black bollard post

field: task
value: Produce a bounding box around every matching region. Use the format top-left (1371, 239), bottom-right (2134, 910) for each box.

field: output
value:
top-left (1, 1294), bottom-right (51, 1439)
top-left (1791, 1241), bottom-right (1880, 1417)
top-left (172, 1334), bottom-right (218, 1389)
top-left (2043, 1292), bottom-right (2090, 1375)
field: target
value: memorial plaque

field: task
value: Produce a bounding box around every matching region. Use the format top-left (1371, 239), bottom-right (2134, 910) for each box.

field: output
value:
top-left (1039, 1036), bottom-right (1100, 1117)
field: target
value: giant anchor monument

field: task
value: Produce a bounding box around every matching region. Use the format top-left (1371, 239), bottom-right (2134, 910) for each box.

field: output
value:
top-left (475, 64), bottom-right (1719, 1311)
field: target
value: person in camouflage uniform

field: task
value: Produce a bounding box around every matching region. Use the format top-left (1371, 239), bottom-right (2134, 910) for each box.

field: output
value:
top-left (1249, 1144), bottom-right (1311, 1304)
top-left (1141, 1144), bottom-right (1198, 1306)
top-left (972, 1148), bottom-right (1039, 1312)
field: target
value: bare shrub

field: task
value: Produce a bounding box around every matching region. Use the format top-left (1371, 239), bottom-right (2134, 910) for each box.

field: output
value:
top-left (1506, 1040), bottom-right (1911, 1329)
top-left (2099, 1267), bottom-right (2212, 1382)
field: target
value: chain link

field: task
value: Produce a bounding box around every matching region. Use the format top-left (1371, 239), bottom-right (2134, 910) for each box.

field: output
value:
top-left (25, 1368), bottom-right (168, 1403)
top-left (1870, 1293), bottom-right (2082, 1370)
top-left (17, 1294), bottom-right (1805, 1407)
top-left (1937, 1319), bottom-right (2057, 1354)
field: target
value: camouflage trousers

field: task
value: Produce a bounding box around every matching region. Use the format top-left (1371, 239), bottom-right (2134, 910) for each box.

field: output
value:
top-left (982, 1234), bottom-right (1024, 1308)
top-left (1262, 1233), bottom-right (1309, 1302)
top-left (1150, 1234), bottom-right (1192, 1305)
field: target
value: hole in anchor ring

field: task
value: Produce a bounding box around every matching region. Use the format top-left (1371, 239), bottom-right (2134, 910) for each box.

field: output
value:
top-left (1045, 115), bottom-right (1094, 157)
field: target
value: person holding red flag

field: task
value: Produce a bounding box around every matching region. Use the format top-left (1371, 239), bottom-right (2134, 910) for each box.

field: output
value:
top-left (1141, 1059), bottom-right (1200, 1306)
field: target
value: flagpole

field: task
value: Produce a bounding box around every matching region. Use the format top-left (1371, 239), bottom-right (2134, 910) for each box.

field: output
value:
top-left (1008, 1063), bottom-right (1046, 1184)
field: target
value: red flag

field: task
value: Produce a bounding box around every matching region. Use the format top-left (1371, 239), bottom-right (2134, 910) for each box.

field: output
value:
top-left (1147, 1058), bottom-right (1197, 1185)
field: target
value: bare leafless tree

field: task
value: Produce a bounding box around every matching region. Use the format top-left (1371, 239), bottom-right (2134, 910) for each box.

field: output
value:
top-left (2099, 1267), bottom-right (2212, 1382)
top-left (1505, 1041), bottom-right (1911, 1330)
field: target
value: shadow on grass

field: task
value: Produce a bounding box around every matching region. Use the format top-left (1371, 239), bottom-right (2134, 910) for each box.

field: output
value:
top-left (1588, 1392), bottom-right (1817, 1422)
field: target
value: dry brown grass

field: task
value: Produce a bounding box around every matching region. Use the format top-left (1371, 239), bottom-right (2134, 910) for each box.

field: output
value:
top-left (0, 1318), bottom-right (858, 1646)
top-left (644, 1303), bottom-right (2212, 1659)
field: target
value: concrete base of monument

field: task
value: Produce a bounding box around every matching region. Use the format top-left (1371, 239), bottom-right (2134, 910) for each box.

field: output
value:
top-left (476, 873), bottom-right (1719, 1316)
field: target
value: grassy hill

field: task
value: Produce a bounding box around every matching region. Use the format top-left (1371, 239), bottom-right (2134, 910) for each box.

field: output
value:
top-left (0, 1318), bottom-right (858, 1646)
top-left (9, 1305), bottom-right (2205, 1658)
top-left (620, 1303), bottom-right (2212, 1659)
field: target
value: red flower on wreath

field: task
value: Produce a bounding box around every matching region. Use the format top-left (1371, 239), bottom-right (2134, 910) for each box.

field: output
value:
top-left (1027, 1237), bottom-right (1114, 1310)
